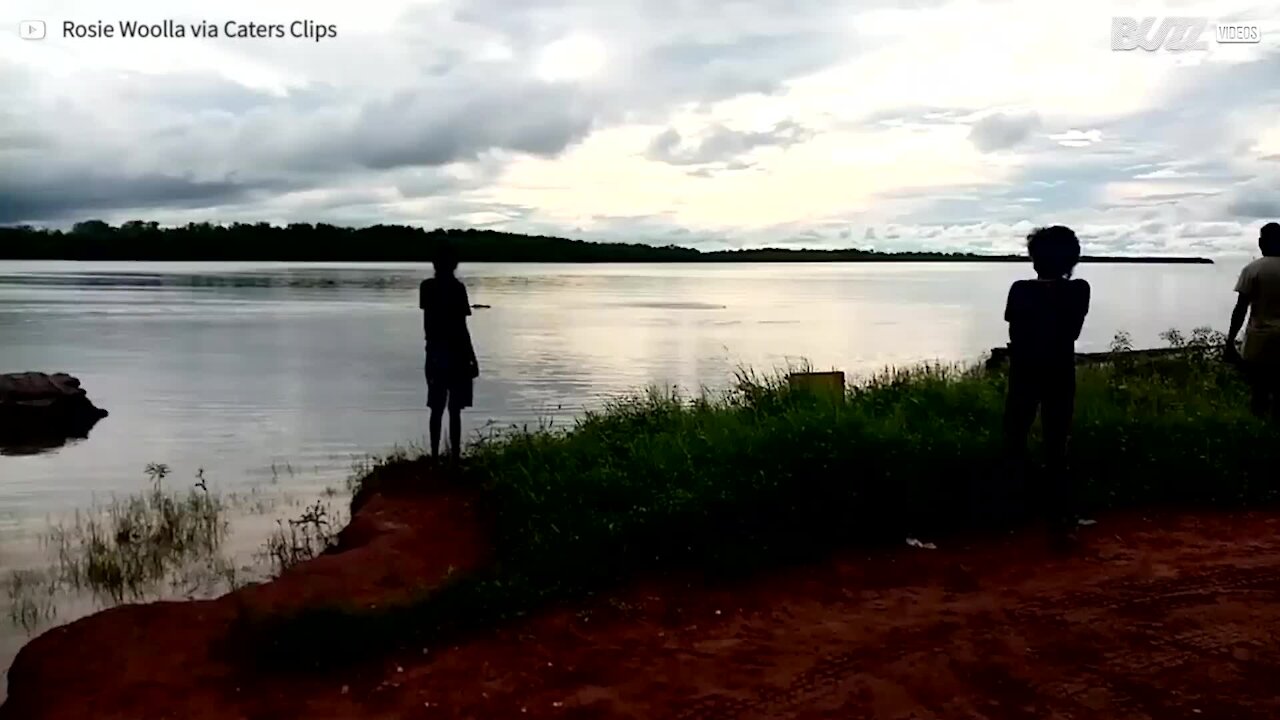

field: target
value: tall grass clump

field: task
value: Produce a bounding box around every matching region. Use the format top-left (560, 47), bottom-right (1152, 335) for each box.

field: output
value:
top-left (46, 464), bottom-right (232, 603)
top-left (254, 328), bottom-right (1280, 663)
top-left (260, 500), bottom-right (343, 576)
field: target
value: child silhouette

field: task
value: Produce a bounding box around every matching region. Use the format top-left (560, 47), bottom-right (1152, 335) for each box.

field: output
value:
top-left (1002, 226), bottom-right (1091, 546)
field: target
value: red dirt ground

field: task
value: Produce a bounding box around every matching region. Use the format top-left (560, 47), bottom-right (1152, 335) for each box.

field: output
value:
top-left (5, 470), bottom-right (1280, 719)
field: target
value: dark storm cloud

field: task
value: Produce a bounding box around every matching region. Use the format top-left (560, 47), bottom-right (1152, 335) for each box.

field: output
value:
top-left (0, 173), bottom-right (281, 224)
top-left (351, 84), bottom-right (598, 170)
top-left (968, 112), bottom-right (1041, 152)
top-left (1228, 195), bottom-right (1280, 219)
top-left (646, 120), bottom-right (813, 165)
top-left (3, 0), bottom-right (1270, 243)
top-left (111, 73), bottom-right (283, 114)
top-left (0, 0), bottom-right (882, 225)
top-left (0, 128), bottom-right (49, 151)
top-left (636, 32), bottom-right (855, 101)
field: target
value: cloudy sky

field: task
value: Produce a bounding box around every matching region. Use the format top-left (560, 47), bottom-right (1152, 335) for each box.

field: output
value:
top-left (2, 0), bottom-right (1279, 255)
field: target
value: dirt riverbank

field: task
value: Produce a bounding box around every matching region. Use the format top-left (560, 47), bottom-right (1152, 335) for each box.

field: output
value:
top-left (5, 466), bottom-right (1279, 719)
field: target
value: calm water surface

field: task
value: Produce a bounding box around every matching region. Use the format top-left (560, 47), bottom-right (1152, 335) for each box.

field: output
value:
top-left (0, 259), bottom-right (1247, 683)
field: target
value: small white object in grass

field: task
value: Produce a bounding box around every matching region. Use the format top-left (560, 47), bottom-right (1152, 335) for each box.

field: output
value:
top-left (906, 538), bottom-right (938, 550)
top-left (396, 666), bottom-right (404, 673)
top-left (1078, 519), bottom-right (1098, 527)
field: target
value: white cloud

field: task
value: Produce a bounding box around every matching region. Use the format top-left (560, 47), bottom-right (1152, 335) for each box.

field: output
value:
top-left (1, 0), bottom-right (1279, 255)
top-left (1132, 169), bottom-right (1202, 179)
top-left (1049, 130), bottom-right (1104, 148)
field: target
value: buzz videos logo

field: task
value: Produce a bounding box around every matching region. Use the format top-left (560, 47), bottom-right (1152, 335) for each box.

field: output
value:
top-left (1112, 17), bottom-right (1262, 51)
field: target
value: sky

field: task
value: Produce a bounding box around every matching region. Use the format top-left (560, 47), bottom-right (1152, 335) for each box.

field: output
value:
top-left (2, 0), bottom-right (1279, 256)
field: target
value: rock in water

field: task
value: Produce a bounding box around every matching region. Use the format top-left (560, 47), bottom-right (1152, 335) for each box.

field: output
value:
top-left (0, 372), bottom-right (109, 453)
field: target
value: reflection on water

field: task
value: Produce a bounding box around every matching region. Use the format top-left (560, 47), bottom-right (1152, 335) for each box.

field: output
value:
top-left (0, 418), bottom-right (106, 458)
top-left (0, 259), bottom-right (1248, 683)
top-left (1, 435), bottom-right (91, 458)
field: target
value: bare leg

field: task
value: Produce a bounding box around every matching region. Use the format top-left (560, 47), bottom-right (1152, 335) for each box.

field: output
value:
top-left (429, 406), bottom-right (445, 458)
top-left (448, 408), bottom-right (463, 462)
top-left (1002, 370), bottom-right (1039, 484)
top-left (1041, 375), bottom-right (1076, 522)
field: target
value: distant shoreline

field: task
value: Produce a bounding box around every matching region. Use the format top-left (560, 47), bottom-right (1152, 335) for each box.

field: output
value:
top-left (0, 223), bottom-right (1214, 264)
top-left (0, 257), bottom-right (1215, 265)
top-left (0, 256), bottom-right (1216, 265)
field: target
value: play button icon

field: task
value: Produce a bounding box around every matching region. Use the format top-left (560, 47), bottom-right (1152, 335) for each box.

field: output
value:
top-left (20, 20), bottom-right (46, 40)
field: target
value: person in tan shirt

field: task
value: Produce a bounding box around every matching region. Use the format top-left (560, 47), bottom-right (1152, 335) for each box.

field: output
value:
top-left (1226, 222), bottom-right (1280, 421)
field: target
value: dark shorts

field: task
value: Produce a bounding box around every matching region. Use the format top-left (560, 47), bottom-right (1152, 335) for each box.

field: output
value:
top-left (426, 370), bottom-right (473, 411)
top-left (1003, 361), bottom-right (1077, 452)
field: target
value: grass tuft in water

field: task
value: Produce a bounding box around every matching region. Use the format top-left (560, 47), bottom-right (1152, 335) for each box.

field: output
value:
top-left (46, 464), bottom-right (232, 603)
top-left (260, 500), bottom-right (344, 576)
top-left (5, 570), bottom-right (59, 630)
top-left (3, 464), bottom-right (242, 630)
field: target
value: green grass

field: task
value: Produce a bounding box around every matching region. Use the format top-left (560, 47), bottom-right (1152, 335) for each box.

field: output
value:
top-left (246, 328), bottom-right (1280, 667)
top-left (46, 464), bottom-right (235, 603)
top-left (4, 464), bottom-right (243, 630)
top-left (260, 500), bottom-right (345, 576)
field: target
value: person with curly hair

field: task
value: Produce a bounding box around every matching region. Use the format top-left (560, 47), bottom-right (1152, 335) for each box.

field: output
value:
top-left (1002, 225), bottom-right (1091, 547)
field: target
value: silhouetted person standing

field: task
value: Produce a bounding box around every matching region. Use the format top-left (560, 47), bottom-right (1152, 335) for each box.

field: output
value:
top-left (420, 244), bottom-right (479, 462)
top-left (1226, 222), bottom-right (1280, 421)
top-left (1003, 226), bottom-right (1091, 545)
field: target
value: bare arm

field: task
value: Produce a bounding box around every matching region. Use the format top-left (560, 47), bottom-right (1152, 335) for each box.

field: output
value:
top-left (1228, 266), bottom-right (1252, 350)
top-left (1070, 281), bottom-right (1091, 341)
top-left (1227, 293), bottom-right (1250, 347)
top-left (419, 281), bottom-right (430, 338)
top-left (460, 286), bottom-right (479, 376)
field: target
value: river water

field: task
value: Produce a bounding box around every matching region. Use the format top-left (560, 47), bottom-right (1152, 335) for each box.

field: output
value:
top-left (0, 259), bottom-right (1248, 684)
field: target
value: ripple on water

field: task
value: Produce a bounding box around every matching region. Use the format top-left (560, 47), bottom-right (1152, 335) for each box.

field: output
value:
top-left (615, 301), bottom-right (727, 310)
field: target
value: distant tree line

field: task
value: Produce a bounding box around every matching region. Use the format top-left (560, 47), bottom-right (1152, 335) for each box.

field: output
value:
top-left (0, 221), bottom-right (1212, 263)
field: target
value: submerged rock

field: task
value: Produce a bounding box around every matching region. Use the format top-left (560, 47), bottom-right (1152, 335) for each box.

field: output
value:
top-left (0, 372), bottom-right (108, 453)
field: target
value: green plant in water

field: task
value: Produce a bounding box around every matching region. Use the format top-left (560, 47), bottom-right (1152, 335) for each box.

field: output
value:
top-left (5, 569), bottom-right (59, 631)
top-left (261, 500), bottom-right (344, 576)
top-left (47, 465), bottom-right (231, 603)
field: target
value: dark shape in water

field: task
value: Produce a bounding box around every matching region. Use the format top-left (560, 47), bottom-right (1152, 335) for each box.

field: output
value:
top-left (0, 372), bottom-right (108, 455)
